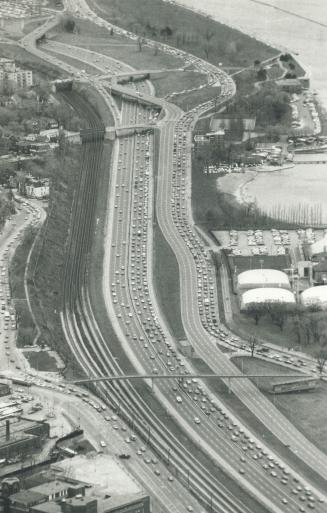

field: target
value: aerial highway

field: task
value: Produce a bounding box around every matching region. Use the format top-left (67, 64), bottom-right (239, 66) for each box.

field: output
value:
top-left (19, 2), bottom-right (327, 512)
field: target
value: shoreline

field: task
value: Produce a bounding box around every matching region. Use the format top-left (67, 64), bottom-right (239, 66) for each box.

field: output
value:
top-left (217, 164), bottom-right (295, 207)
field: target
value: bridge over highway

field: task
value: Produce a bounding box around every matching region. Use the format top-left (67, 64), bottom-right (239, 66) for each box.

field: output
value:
top-left (70, 372), bottom-right (306, 384)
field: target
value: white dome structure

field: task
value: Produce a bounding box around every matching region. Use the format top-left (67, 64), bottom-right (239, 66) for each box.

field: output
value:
top-left (301, 285), bottom-right (327, 309)
top-left (241, 288), bottom-right (296, 311)
top-left (309, 234), bottom-right (327, 257)
top-left (237, 269), bottom-right (290, 292)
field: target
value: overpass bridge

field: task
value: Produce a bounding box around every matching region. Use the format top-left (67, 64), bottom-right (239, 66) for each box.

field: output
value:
top-left (98, 67), bottom-right (184, 82)
top-left (69, 373), bottom-right (308, 392)
top-left (105, 124), bottom-right (155, 139)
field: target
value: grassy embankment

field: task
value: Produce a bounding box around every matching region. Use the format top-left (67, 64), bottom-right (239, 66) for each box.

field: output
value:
top-left (152, 130), bottom-right (186, 341)
top-left (232, 356), bottom-right (327, 456)
top-left (26, 142), bottom-right (81, 371)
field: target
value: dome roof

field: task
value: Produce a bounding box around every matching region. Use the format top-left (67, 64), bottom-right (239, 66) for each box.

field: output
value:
top-left (301, 285), bottom-right (327, 308)
top-left (237, 269), bottom-right (290, 290)
top-left (241, 288), bottom-right (295, 310)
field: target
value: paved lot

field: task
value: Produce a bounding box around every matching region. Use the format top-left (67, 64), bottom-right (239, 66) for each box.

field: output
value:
top-left (213, 228), bottom-right (326, 257)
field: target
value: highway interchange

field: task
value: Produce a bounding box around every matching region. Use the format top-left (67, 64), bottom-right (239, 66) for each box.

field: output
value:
top-left (16, 1), bottom-right (327, 512)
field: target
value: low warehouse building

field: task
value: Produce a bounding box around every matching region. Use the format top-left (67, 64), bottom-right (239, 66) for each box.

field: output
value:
top-left (237, 269), bottom-right (291, 293)
top-left (241, 288), bottom-right (296, 311)
top-left (301, 285), bottom-right (327, 309)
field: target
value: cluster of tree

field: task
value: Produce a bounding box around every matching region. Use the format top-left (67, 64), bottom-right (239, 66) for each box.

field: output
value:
top-left (256, 67), bottom-right (267, 82)
top-left (284, 72), bottom-right (297, 79)
top-left (280, 53), bottom-right (292, 62)
top-left (244, 306), bottom-right (327, 373)
top-left (225, 83), bottom-right (290, 129)
top-left (245, 301), bottom-right (294, 331)
top-left (60, 15), bottom-right (76, 33)
top-left (245, 302), bottom-right (327, 341)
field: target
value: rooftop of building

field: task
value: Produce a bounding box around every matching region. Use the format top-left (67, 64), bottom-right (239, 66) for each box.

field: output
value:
top-left (31, 480), bottom-right (83, 497)
top-left (9, 489), bottom-right (47, 506)
top-left (241, 287), bottom-right (295, 306)
top-left (31, 502), bottom-right (62, 513)
top-left (301, 285), bottom-right (327, 303)
top-left (99, 493), bottom-right (148, 513)
top-left (237, 268), bottom-right (290, 287)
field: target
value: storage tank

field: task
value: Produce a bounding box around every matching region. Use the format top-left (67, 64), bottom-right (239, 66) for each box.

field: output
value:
top-left (237, 269), bottom-right (290, 293)
top-left (301, 285), bottom-right (327, 309)
top-left (241, 288), bottom-right (296, 311)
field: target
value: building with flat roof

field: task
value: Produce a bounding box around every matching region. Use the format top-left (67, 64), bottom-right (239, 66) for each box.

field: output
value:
top-left (30, 481), bottom-right (85, 502)
top-left (9, 490), bottom-right (48, 513)
top-left (100, 494), bottom-right (150, 513)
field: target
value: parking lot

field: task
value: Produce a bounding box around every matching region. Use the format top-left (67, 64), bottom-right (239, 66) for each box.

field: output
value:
top-left (213, 228), bottom-right (326, 257)
top-left (0, 0), bottom-right (40, 19)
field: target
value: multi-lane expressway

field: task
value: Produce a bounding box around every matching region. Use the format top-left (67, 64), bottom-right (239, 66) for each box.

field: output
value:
top-left (19, 2), bottom-right (327, 513)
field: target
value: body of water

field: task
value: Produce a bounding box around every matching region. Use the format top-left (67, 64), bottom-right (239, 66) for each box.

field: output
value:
top-left (246, 162), bottom-right (327, 222)
top-left (173, 0), bottom-right (327, 109)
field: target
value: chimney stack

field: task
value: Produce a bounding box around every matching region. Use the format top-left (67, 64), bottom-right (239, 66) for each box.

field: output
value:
top-left (6, 420), bottom-right (10, 441)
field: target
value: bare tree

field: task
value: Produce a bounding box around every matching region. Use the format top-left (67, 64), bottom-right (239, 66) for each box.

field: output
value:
top-left (249, 336), bottom-right (258, 357)
top-left (137, 37), bottom-right (145, 52)
top-left (315, 348), bottom-right (327, 375)
top-left (245, 303), bottom-right (265, 326)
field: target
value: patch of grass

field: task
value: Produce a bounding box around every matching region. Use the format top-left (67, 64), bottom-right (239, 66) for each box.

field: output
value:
top-left (89, 0), bottom-right (278, 68)
top-left (152, 224), bottom-right (185, 340)
top-left (24, 350), bottom-right (58, 372)
top-left (50, 22), bottom-right (184, 71)
top-left (173, 85), bottom-right (221, 111)
top-left (232, 356), bottom-right (327, 455)
top-left (266, 63), bottom-right (284, 81)
top-left (231, 356), bottom-right (304, 392)
top-left (23, 19), bottom-right (46, 35)
top-left (44, 49), bottom-right (100, 76)
top-left (15, 300), bottom-right (37, 348)
top-left (151, 71), bottom-right (207, 98)
top-left (152, 130), bottom-right (185, 340)
top-left (191, 154), bottom-right (221, 230)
